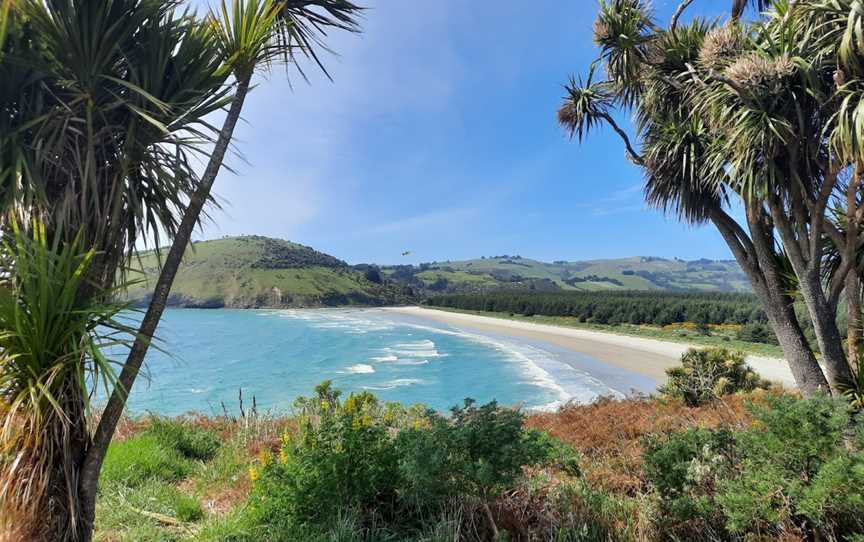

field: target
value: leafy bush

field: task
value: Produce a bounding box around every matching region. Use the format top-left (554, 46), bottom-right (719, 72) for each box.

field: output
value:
top-left (145, 417), bottom-right (222, 461)
top-left (643, 427), bottom-right (735, 536)
top-left (249, 382), bottom-right (552, 537)
top-left (716, 394), bottom-right (860, 535)
top-left (644, 394), bottom-right (864, 539)
top-left (659, 348), bottom-right (770, 406)
top-left (250, 383), bottom-right (402, 532)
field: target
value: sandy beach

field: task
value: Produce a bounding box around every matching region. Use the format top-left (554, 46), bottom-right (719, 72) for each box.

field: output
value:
top-left (385, 306), bottom-right (797, 389)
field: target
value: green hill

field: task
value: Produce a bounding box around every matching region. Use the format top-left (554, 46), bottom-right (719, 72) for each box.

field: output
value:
top-left (124, 236), bottom-right (408, 308)
top-left (125, 237), bottom-right (751, 308)
top-left (380, 255), bottom-right (749, 295)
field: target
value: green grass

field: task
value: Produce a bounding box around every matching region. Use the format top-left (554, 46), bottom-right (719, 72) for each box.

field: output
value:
top-left (95, 422), bottom-right (244, 542)
top-left (147, 418), bottom-right (222, 462)
top-left (101, 434), bottom-right (193, 487)
top-left (428, 307), bottom-right (785, 358)
top-left (123, 236), bottom-right (405, 308)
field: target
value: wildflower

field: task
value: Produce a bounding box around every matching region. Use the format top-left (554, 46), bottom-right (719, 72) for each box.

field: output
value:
top-left (259, 450), bottom-right (272, 467)
top-left (248, 467), bottom-right (260, 482)
top-left (279, 448), bottom-right (289, 464)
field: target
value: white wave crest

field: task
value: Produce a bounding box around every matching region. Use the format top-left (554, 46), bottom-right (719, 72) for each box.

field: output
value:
top-left (342, 364), bottom-right (376, 374)
top-left (371, 355), bottom-right (398, 363)
top-left (363, 378), bottom-right (422, 390)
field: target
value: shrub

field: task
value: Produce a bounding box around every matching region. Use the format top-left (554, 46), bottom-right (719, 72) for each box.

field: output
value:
top-left (145, 417), bottom-right (222, 461)
top-left (250, 383), bottom-right (402, 532)
top-left (249, 382), bottom-right (552, 538)
top-left (659, 347), bottom-right (770, 406)
top-left (643, 427), bottom-right (735, 536)
top-left (716, 394), bottom-right (858, 535)
top-left (735, 322), bottom-right (778, 345)
top-left (448, 398), bottom-right (550, 500)
top-left (644, 393), bottom-right (864, 539)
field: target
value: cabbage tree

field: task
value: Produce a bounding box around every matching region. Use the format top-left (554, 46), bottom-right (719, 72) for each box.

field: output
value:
top-left (558, 0), bottom-right (864, 395)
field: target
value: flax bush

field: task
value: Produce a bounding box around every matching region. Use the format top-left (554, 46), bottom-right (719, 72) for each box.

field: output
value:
top-left (660, 347), bottom-right (770, 406)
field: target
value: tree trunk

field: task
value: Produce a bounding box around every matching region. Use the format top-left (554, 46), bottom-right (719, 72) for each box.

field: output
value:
top-left (710, 210), bottom-right (829, 394)
top-left (762, 291), bottom-right (830, 395)
top-left (848, 273), bottom-right (861, 371)
top-left (482, 501), bottom-right (499, 541)
top-left (76, 72), bottom-right (253, 542)
top-left (797, 271), bottom-right (854, 391)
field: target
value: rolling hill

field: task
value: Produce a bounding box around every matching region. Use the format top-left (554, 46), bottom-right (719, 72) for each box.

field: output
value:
top-left (124, 236), bottom-right (410, 308)
top-left (124, 236), bottom-right (751, 308)
top-left (380, 255), bottom-right (750, 295)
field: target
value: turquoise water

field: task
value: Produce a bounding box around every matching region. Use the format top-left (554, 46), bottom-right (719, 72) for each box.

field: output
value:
top-left (120, 308), bottom-right (629, 416)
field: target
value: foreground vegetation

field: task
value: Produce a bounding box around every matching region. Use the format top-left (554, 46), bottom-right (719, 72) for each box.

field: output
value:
top-left (93, 366), bottom-right (864, 541)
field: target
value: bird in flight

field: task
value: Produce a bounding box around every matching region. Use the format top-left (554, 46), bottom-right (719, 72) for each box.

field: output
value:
top-left (401, 251), bottom-right (412, 256)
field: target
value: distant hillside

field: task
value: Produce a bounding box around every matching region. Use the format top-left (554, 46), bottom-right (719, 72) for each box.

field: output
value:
top-left (379, 255), bottom-right (750, 295)
top-left (125, 237), bottom-right (750, 308)
top-left (124, 236), bottom-right (409, 308)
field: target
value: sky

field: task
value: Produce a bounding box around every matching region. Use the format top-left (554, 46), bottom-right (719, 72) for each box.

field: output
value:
top-left (197, 0), bottom-right (739, 265)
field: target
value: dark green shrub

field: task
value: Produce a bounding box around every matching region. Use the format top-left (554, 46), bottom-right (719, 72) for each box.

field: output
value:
top-left (644, 427), bottom-right (735, 536)
top-left (735, 322), bottom-right (778, 345)
top-left (448, 398), bottom-right (550, 501)
top-left (645, 394), bottom-right (864, 539)
top-left (716, 394), bottom-right (857, 535)
top-left (249, 383), bottom-right (553, 538)
top-left (146, 417), bottom-right (222, 461)
top-left (659, 347), bottom-right (770, 406)
top-left (394, 410), bottom-right (464, 510)
top-left (251, 383), bottom-right (401, 532)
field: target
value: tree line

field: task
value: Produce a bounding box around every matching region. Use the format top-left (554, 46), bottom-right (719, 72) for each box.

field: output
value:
top-left (425, 290), bottom-right (767, 327)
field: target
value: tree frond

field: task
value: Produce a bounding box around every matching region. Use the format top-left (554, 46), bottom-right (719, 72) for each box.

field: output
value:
top-left (595, 0), bottom-right (656, 105)
top-left (557, 65), bottom-right (615, 142)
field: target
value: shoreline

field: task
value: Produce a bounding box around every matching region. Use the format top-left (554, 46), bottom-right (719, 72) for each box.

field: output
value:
top-left (382, 306), bottom-right (797, 389)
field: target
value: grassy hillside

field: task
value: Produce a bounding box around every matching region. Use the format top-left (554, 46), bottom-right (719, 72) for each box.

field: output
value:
top-left (381, 255), bottom-right (750, 295)
top-left (124, 236), bottom-right (750, 308)
top-left (124, 236), bottom-right (408, 308)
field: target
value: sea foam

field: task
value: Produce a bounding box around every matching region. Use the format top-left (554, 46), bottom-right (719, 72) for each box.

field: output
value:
top-left (343, 363), bottom-right (376, 374)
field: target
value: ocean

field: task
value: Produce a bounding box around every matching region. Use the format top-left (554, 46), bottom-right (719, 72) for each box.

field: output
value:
top-left (118, 308), bottom-right (636, 416)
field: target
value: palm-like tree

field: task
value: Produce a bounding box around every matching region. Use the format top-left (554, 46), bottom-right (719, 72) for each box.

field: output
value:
top-left (1, 0), bottom-right (228, 285)
top-left (2, 0), bottom-right (360, 538)
top-left (0, 222), bottom-right (133, 541)
top-left (2, 2), bottom-right (228, 538)
top-left (558, 0), bottom-right (864, 395)
top-left (80, 0), bottom-right (361, 539)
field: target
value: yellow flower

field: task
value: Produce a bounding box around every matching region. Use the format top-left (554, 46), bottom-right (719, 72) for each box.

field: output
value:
top-left (279, 448), bottom-right (289, 464)
top-left (248, 467), bottom-right (260, 482)
top-left (320, 400), bottom-right (330, 411)
top-left (259, 450), bottom-right (273, 466)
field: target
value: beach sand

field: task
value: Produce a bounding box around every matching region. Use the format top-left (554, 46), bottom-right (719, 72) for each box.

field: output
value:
top-left (384, 306), bottom-right (797, 389)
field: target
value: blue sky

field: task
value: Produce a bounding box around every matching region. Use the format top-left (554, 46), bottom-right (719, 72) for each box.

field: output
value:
top-left (199, 0), bottom-right (738, 265)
